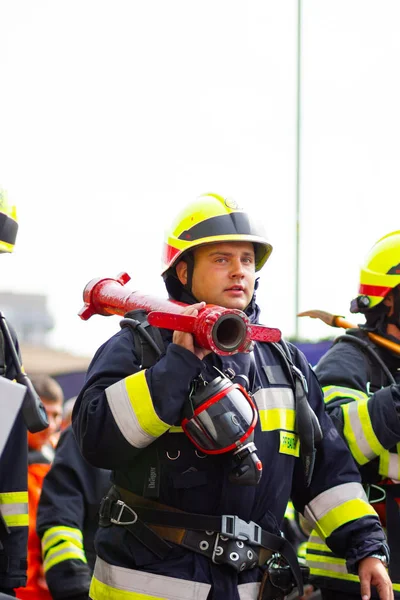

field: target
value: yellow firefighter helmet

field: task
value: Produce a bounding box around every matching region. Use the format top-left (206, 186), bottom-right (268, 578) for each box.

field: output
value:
top-left (0, 187), bottom-right (18, 254)
top-left (351, 230), bottom-right (400, 312)
top-left (162, 193), bottom-right (272, 277)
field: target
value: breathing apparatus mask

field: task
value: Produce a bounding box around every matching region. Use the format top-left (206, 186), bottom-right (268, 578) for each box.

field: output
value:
top-left (181, 368), bottom-right (263, 486)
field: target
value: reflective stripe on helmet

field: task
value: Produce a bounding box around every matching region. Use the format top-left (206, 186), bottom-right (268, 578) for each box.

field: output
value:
top-left (106, 371), bottom-right (170, 448)
top-left (0, 491), bottom-right (28, 527)
top-left (304, 482), bottom-right (377, 540)
top-left (342, 399), bottom-right (386, 465)
top-left (89, 557), bottom-right (211, 600)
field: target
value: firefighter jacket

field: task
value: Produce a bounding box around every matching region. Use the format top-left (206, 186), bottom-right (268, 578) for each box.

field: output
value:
top-left (306, 328), bottom-right (400, 598)
top-left (0, 325), bottom-right (29, 591)
top-left (72, 296), bottom-right (388, 600)
top-left (36, 426), bottom-right (111, 600)
top-left (15, 448), bottom-right (53, 600)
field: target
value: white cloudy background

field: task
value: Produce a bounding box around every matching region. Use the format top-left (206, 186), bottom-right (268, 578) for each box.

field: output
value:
top-left (0, 0), bottom-right (399, 356)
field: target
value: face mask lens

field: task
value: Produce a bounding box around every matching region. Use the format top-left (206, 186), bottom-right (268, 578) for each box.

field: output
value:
top-left (184, 386), bottom-right (256, 453)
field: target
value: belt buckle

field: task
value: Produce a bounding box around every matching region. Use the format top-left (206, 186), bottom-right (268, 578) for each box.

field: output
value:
top-left (110, 500), bottom-right (138, 526)
top-left (221, 515), bottom-right (262, 545)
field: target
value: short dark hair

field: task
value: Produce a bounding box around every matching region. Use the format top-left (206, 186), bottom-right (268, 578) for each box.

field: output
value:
top-left (29, 374), bottom-right (64, 403)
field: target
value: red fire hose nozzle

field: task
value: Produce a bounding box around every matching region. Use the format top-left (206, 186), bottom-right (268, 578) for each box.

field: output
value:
top-left (78, 273), bottom-right (281, 356)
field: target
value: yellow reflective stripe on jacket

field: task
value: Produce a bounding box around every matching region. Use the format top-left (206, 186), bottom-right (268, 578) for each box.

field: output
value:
top-left (43, 541), bottom-right (87, 573)
top-left (306, 531), bottom-right (400, 590)
top-left (253, 387), bottom-right (296, 432)
top-left (284, 501), bottom-right (295, 521)
top-left (42, 526), bottom-right (84, 554)
top-left (304, 482), bottom-right (376, 540)
top-left (90, 557), bottom-right (211, 600)
top-left (106, 371), bottom-right (170, 448)
top-left (342, 399), bottom-right (386, 466)
top-left (379, 444), bottom-right (400, 480)
top-left (168, 426), bottom-right (184, 433)
top-left (322, 385), bottom-right (368, 405)
top-left (306, 530), bottom-right (360, 583)
top-left (0, 491), bottom-right (28, 527)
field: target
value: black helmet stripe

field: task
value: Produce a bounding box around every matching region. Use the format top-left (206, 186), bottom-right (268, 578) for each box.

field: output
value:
top-left (178, 212), bottom-right (266, 241)
top-left (0, 213), bottom-right (18, 245)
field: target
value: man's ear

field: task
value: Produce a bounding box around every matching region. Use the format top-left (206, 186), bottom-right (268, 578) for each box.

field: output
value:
top-left (175, 260), bottom-right (188, 285)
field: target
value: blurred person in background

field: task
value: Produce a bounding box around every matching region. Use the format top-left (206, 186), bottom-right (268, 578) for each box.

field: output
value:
top-left (37, 424), bottom-right (111, 600)
top-left (15, 375), bottom-right (63, 600)
top-left (61, 396), bottom-right (77, 431)
top-left (0, 189), bottom-right (30, 597)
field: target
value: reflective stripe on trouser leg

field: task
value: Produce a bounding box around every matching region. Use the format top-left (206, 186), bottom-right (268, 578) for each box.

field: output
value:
top-left (89, 557), bottom-right (211, 600)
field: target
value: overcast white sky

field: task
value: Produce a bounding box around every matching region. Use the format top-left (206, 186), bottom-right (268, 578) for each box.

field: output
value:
top-left (1, 1), bottom-right (400, 357)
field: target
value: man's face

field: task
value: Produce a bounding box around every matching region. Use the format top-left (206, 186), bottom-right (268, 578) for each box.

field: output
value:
top-left (383, 291), bottom-right (400, 340)
top-left (177, 241), bottom-right (256, 310)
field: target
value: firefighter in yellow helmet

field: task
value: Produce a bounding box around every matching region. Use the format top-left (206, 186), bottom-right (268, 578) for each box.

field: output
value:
top-left (0, 189), bottom-right (18, 254)
top-left (73, 194), bottom-right (391, 600)
top-left (0, 188), bottom-right (30, 597)
top-left (305, 231), bottom-right (400, 600)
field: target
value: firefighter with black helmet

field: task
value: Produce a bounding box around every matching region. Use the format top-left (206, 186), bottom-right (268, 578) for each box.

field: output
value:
top-left (305, 230), bottom-right (400, 599)
top-left (73, 193), bottom-right (392, 600)
top-left (0, 187), bottom-right (29, 596)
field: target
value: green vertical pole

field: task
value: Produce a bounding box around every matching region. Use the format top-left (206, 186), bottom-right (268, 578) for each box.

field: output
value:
top-left (295, 0), bottom-right (302, 341)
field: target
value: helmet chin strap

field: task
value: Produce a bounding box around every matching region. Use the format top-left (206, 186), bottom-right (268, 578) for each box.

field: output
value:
top-left (385, 286), bottom-right (400, 329)
top-left (183, 252), bottom-right (195, 295)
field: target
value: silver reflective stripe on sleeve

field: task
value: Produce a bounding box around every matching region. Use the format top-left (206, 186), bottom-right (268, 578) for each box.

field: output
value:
top-left (304, 482), bottom-right (368, 527)
top-left (342, 399), bottom-right (386, 465)
top-left (322, 385), bottom-right (368, 405)
top-left (379, 446), bottom-right (400, 480)
top-left (105, 374), bottom-right (169, 448)
top-left (0, 503), bottom-right (28, 517)
top-left (90, 556), bottom-right (212, 600)
top-left (303, 482), bottom-right (378, 540)
top-left (0, 492), bottom-right (29, 527)
top-left (42, 526), bottom-right (83, 552)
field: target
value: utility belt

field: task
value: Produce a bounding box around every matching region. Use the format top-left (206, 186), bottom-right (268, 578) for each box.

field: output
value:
top-left (99, 485), bottom-right (306, 597)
